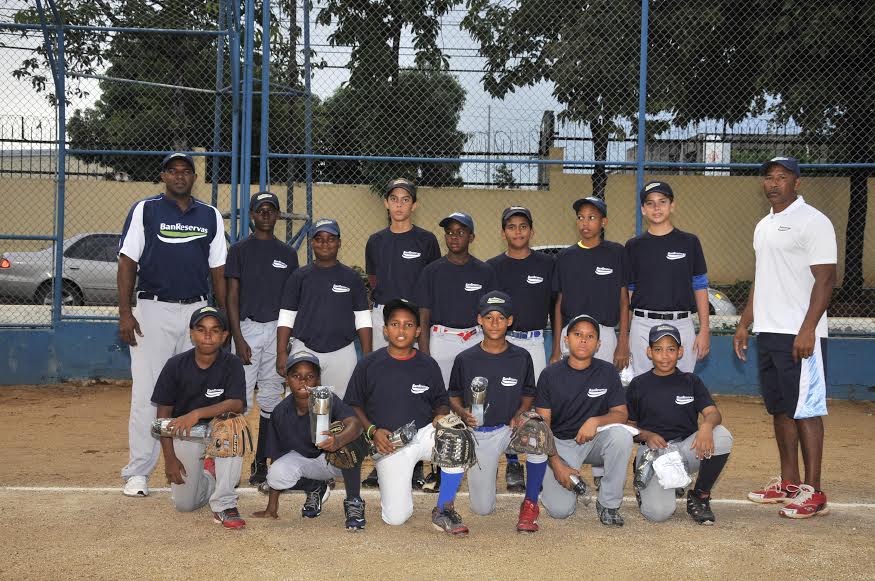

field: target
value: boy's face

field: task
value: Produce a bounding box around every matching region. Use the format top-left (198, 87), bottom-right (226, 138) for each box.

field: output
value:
top-left (501, 215), bottom-right (532, 250)
top-left (647, 335), bottom-right (684, 373)
top-left (564, 320), bottom-right (599, 362)
top-left (444, 222), bottom-right (473, 254)
top-left (250, 202), bottom-right (278, 233)
top-left (189, 316), bottom-right (228, 355)
top-left (287, 362), bottom-right (320, 399)
top-left (641, 192), bottom-right (675, 226)
top-left (576, 205), bottom-right (606, 241)
top-left (478, 311), bottom-right (512, 341)
top-left (384, 189), bottom-right (416, 222)
top-left (384, 309), bottom-right (420, 349)
top-left (311, 231), bottom-right (340, 261)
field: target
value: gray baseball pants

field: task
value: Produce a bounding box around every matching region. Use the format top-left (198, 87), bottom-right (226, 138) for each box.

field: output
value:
top-left (290, 339), bottom-right (357, 399)
top-left (630, 313), bottom-right (696, 377)
top-left (121, 297), bottom-right (206, 482)
top-left (237, 318), bottom-right (285, 417)
top-left (170, 439), bottom-right (242, 513)
top-left (266, 450), bottom-right (341, 490)
top-left (429, 326), bottom-right (483, 386)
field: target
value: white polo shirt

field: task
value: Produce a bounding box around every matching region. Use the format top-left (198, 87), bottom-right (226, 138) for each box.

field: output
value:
top-left (752, 196), bottom-right (837, 338)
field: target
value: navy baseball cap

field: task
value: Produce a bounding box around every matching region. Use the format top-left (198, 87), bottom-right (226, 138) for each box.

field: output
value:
top-left (249, 191), bottom-right (280, 211)
top-left (285, 350), bottom-right (321, 373)
top-left (439, 212), bottom-right (475, 234)
top-left (189, 306), bottom-right (228, 330)
top-left (760, 156), bottom-right (800, 178)
top-left (162, 152), bottom-right (195, 171)
top-left (309, 218), bottom-right (340, 237)
top-left (383, 298), bottom-right (420, 326)
top-left (478, 290), bottom-right (513, 318)
top-left (639, 181), bottom-right (675, 204)
top-left (385, 177), bottom-right (418, 202)
top-left (501, 206), bottom-right (533, 227)
top-left (572, 196), bottom-right (608, 217)
top-left (566, 313), bottom-right (600, 338)
top-left (649, 323), bottom-right (682, 346)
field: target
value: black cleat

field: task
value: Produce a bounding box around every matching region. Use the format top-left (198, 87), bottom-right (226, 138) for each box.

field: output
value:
top-left (302, 481), bottom-right (330, 518)
top-left (505, 462), bottom-right (526, 493)
top-left (362, 468), bottom-right (379, 488)
top-left (687, 491), bottom-right (716, 525)
top-left (412, 461), bottom-right (426, 490)
top-left (344, 497), bottom-right (366, 531)
top-left (248, 459), bottom-right (268, 485)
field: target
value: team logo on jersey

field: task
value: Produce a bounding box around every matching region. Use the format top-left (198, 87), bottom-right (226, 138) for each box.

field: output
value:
top-left (411, 383), bottom-right (430, 394)
top-left (402, 251), bottom-right (422, 259)
top-left (501, 377), bottom-right (518, 387)
top-left (526, 275), bottom-right (544, 284)
top-left (205, 388), bottom-right (224, 398)
top-left (666, 252), bottom-right (686, 260)
top-left (464, 283), bottom-right (483, 292)
top-left (272, 260), bottom-right (288, 269)
top-left (778, 225), bottom-right (792, 232)
top-left (675, 395), bottom-right (694, 405)
top-left (332, 284), bottom-right (351, 293)
top-left (595, 267), bottom-right (613, 276)
top-left (587, 388), bottom-right (607, 398)
top-left (157, 222), bottom-right (209, 244)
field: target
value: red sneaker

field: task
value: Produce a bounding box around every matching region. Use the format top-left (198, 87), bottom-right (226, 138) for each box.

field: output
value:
top-left (747, 477), bottom-right (799, 504)
top-left (779, 485), bottom-right (829, 519)
top-left (517, 499), bottom-right (540, 533)
top-left (213, 507), bottom-right (246, 529)
top-left (203, 457), bottom-right (216, 479)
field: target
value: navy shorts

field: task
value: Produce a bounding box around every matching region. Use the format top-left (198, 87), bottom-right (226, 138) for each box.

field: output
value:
top-left (757, 332), bottom-right (828, 419)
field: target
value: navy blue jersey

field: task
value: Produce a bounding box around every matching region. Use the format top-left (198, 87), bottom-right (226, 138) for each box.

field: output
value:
top-left (266, 393), bottom-right (354, 460)
top-left (553, 241), bottom-right (626, 327)
top-left (344, 348), bottom-right (448, 431)
top-left (225, 236), bottom-right (298, 323)
top-left (448, 343), bottom-right (536, 426)
top-left (626, 370), bottom-right (716, 441)
top-left (534, 358), bottom-right (625, 440)
top-left (624, 229), bottom-right (707, 311)
top-left (119, 194), bottom-right (226, 299)
top-left (415, 256), bottom-right (499, 328)
top-left (366, 226), bottom-right (441, 304)
top-left (151, 349), bottom-right (246, 418)
top-left (280, 262), bottom-right (369, 352)
top-left (487, 251), bottom-right (555, 332)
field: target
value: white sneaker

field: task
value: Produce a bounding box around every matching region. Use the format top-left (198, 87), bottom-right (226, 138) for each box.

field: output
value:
top-left (123, 476), bottom-right (149, 497)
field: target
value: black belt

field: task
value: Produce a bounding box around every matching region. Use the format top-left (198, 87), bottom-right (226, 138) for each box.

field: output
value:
top-left (633, 309), bottom-right (689, 320)
top-left (137, 292), bottom-right (208, 305)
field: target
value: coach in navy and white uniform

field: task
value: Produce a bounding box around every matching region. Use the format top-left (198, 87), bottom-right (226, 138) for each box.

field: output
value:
top-left (734, 157), bottom-right (836, 518)
top-left (276, 219), bottom-right (372, 398)
top-left (366, 178), bottom-right (440, 350)
top-left (117, 153), bottom-right (227, 498)
top-left (487, 206), bottom-right (555, 379)
top-left (416, 211), bottom-right (499, 385)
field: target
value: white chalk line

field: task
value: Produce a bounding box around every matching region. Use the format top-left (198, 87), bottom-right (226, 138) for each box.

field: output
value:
top-left (2, 486), bottom-right (874, 508)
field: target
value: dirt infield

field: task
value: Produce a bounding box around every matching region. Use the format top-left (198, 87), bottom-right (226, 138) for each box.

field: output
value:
top-left (2, 383), bottom-right (874, 580)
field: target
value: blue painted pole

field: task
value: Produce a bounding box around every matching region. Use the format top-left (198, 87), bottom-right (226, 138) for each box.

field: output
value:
top-left (210, 0), bottom-right (227, 208)
top-left (238, 0), bottom-right (256, 241)
top-left (228, 0), bottom-right (242, 243)
top-left (302, 0), bottom-right (314, 264)
top-left (52, 22), bottom-right (66, 324)
top-left (635, 0), bottom-right (650, 236)
top-left (258, 0), bottom-right (271, 193)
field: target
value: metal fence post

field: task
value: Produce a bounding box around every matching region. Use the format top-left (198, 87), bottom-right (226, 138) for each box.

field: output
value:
top-left (211, 0), bottom-right (227, 208)
top-left (635, 0), bottom-right (650, 236)
top-left (228, 0), bottom-right (242, 244)
top-left (258, 0), bottom-right (271, 194)
top-left (303, 0), bottom-right (314, 264)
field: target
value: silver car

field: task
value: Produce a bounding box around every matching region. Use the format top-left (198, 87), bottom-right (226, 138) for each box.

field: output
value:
top-left (0, 232), bottom-right (120, 306)
top-left (532, 244), bottom-right (737, 316)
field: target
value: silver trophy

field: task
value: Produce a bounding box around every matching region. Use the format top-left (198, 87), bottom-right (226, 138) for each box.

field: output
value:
top-left (150, 419), bottom-right (211, 442)
top-left (371, 420), bottom-right (417, 457)
top-left (469, 376), bottom-right (488, 426)
top-left (308, 386), bottom-right (333, 444)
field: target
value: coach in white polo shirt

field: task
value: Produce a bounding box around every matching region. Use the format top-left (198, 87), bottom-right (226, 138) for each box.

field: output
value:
top-left (733, 156), bottom-right (836, 520)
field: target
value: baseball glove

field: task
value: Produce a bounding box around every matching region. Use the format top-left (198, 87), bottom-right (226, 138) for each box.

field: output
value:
top-left (510, 411), bottom-right (556, 456)
top-left (432, 413), bottom-right (477, 470)
top-left (324, 420), bottom-right (370, 469)
top-left (206, 412), bottom-right (253, 458)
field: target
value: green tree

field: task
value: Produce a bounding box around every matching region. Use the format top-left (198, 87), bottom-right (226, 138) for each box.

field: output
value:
top-left (493, 163), bottom-right (516, 189)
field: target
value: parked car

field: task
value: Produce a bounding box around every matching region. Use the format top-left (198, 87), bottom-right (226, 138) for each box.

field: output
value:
top-left (0, 233), bottom-right (121, 306)
top-left (532, 244), bottom-right (737, 316)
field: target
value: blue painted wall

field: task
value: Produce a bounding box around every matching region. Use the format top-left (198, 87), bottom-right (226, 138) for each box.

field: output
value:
top-left (0, 325), bottom-right (873, 401)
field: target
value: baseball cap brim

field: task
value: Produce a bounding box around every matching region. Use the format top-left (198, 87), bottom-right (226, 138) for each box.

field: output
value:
top-left (385, 180), bottom-right (417, 201)
top-left (383, 298), bottom-right (420, 326)
top-left (250, 191), bottom-right (280, 210)
top-left (572, 197), bottom-right (607, 217)
top-left (310, 221), bottom-right (340, 237)
top-left (566, 314), bottom-right (600, 337)
top-left (162, 153), bottom-right (195, 171)
top-left (501, 207), bottom-right (533, 227)
top-left (285, 350), bottom-right (321, 373)
top-left (189, 307), bottom-right (228, 331)
top-left (439, 216), bottom-right (475, 233)
top-left (760, 159), bottom-right (800, 177)
top-left (649, 326), bottom-right (682, 346)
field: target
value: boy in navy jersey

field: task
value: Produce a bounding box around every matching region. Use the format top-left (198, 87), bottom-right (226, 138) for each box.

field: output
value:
top-left (487, 206), bottom-right (555, 493)
top-left (276, 219), bottom-right (372, 397)
top-left (536, 314), bottom-right (633, 527)
top-left (226, 191), bottom-right (298, 485)
top-left (151, 306), bottom-right (247, 529)
top-left (625, 181), bottom-right (710, 376)
top-left (448, 291), bottom-right (546, 532)
top-left (627, 324), bottom-right (733, 524)
top-left (251, 350), bottom-right (367, 530)
top-left (344, 299), bottom-right (471, 535)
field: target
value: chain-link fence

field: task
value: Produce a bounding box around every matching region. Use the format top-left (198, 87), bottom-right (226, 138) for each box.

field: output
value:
top-left (1, 0), bottom-right (873, 334)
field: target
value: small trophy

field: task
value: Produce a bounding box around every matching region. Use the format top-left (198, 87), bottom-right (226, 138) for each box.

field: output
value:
top-left (308, 386), bottom-right (333, 444)
top-left (469, 376), bottom-right (488, 426)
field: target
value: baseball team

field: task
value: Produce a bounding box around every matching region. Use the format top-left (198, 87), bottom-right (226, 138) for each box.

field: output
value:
top-left (117, 153), bottom-right (836, 535)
